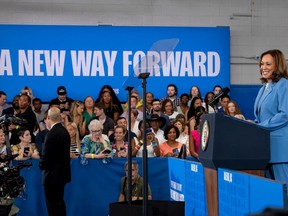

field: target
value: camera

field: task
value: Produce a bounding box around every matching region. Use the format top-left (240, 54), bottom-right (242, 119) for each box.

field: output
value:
top-left (0, 161), bottom-right (32, 199)
top-left (0, 114), bottom-right (27, 127)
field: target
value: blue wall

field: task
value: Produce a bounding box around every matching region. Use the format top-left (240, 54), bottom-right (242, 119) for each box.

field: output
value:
top-left (230, 84), bottom-right (262, 120)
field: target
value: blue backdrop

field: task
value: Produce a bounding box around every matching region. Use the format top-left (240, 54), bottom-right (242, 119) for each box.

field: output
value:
top-left (0, 25), bottom-right (230, 102)
top-left (12, 158), bottom-right (286, 216)
top-left (14, 158), bottom-right (170, 216)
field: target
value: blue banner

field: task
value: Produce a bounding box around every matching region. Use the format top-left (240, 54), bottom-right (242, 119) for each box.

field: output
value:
top-left (0, 25), bottom-right (230, 102)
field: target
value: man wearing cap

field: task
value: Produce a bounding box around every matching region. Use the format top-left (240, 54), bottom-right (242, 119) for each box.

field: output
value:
top-left (147, 114), bottom-right (166, 145)
top-left (49, 86), bottom-right (74, 113)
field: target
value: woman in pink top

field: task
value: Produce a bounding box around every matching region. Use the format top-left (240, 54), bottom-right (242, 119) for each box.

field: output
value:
top-left (159, 125), bottom-right (183, 157)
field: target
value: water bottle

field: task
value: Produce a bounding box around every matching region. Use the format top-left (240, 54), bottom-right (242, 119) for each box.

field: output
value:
top-left (80, 143), bottom-right (88, 165)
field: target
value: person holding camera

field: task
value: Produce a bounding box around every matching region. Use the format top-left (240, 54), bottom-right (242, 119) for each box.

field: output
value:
top-left (9, 93), bottom-right (37, 146)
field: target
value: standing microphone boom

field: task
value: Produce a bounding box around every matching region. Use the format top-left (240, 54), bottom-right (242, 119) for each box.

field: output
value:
top-left (209, 87), bottom-right (230, 107)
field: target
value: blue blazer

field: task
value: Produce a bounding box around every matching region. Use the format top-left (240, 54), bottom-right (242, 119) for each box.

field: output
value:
top-left (254, 78), bottom-right (288, 163)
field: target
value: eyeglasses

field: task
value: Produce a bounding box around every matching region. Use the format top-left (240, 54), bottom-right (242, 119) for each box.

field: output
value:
top-left (91, 129), bottom-right (101, 133)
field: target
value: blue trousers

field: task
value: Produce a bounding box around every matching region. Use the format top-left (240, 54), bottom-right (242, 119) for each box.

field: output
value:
top-left (266, 163), bottom-right (288, 199)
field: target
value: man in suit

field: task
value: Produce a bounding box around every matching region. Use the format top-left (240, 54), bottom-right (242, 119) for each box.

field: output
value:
top-left (39, 107), bottom-right (71, 216)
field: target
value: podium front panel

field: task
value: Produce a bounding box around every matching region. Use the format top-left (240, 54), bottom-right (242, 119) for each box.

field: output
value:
top-left (199, 113), bottom-right (270, 170)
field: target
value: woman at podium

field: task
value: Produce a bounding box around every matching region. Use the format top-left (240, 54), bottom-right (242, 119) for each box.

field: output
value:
top-left (253, 49), bottom-right (288, 190)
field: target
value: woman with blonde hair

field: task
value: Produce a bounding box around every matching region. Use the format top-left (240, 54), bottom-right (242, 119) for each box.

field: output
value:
top-left (66, 122), bottom-right (81, 158)
top-left (68, 101), bottom-right (86, 138)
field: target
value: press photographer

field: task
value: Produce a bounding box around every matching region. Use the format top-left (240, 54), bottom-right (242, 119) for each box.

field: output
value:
top-left (7, 94), bottom-right (37, 146)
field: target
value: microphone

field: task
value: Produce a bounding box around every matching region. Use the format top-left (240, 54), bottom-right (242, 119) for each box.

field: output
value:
top-left (209, 87), bottom-right (230, 107)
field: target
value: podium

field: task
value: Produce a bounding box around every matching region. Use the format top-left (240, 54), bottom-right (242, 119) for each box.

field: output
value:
top-left (198, 113), bottom-right (270, 216)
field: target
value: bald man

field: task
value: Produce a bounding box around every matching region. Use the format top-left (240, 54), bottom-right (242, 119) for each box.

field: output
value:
top-left (39, 107), bottom-right (71, 216)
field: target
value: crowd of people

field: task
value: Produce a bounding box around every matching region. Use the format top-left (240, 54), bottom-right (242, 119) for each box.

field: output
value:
top-left (1, 49), bottom-right (288, 206)
top-left (0, 82), bottom-right (242, 162)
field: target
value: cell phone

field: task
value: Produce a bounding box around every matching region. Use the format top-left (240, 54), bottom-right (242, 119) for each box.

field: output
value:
top-left (145, 128), bottom-right (154, 134)
top-left (172, 148), bottom-right (179, 154)
top-left (102, 149), bottom-right (112, 154)
top-left (24, 147), bottom-right (30, 154)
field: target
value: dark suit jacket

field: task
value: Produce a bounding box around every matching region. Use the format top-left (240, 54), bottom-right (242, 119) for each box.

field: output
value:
top-left (39, 122), bottom-right (71, 185)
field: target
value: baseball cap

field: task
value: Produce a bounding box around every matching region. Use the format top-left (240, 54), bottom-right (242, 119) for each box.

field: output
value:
top-left (57, 86), bottom-right (67, 95)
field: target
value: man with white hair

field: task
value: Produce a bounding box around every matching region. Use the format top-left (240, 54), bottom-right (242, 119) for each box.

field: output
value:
top-left (39, 107), bottom-right (71, 216)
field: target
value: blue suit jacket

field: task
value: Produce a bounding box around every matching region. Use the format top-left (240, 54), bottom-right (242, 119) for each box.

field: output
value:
top-left (254, 78), bottom-right (288, 163)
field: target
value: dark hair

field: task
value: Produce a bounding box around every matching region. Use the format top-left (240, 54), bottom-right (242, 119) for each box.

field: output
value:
top-left (213, 85), bottom-right (222, 91)
top-left (20, 93), bottom-right (31, 104)
top-left (146, 92), bottom-right (154, 97)
top-left (95, 85), bottom-right (123, 114)
top-left (221, 94), bottom-right (231, 101)
top-left (187, 96), bottom-right (202, 120)
top-left (195, 106), bottom-right (206, 126)
top-left (138, 120), bottom-right (152, 131)
top-left (0, 91), bottom-right (7, 97)
top-left (17, 127), bottom-right (29, 137)
top-left (189, 86), bottom-right (202, 99)
top-left (116, 117), bottom-right (127, 125)
top-left (151, 98), bottom-right (160, 106)
top-left (94, 101), bottom-right (105, 110)
top-left (164, 125), bottom-right (180, 140)
top-left (180, 93), bottom-right (189, 99)
top-left (204, 91), bottom-right (215, 110)
top-left (259, 49), bottom-right (288, 83)
top-left (32, 97), bottom-right (42, 105)
top-left (167, 84), bottom-right (178, 95)
top-left (161, 99), bottom-right (173, 112)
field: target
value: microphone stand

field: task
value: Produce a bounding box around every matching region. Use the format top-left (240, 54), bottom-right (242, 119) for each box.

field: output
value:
top-left (125, 86), bottom-right (133, 205)
top-left (138, 72), bottom-right (150, 216)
